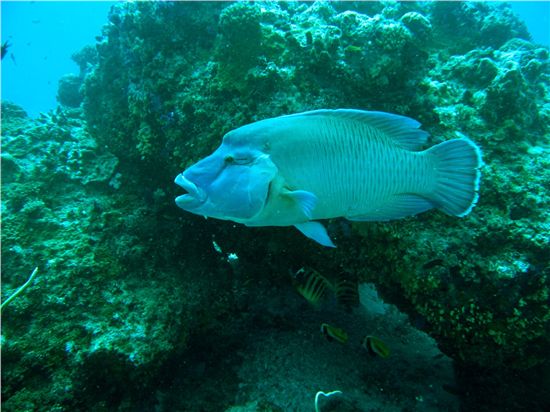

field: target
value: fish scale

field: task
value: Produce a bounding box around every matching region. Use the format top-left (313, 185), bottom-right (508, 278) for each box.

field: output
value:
top-left (273, 116), bottom-right (430, 219)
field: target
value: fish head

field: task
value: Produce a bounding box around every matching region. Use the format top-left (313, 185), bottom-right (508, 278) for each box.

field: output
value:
top-left (175, 139), bottom-right (277, 222)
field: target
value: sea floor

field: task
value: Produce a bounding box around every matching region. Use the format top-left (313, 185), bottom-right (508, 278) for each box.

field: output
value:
top-left (154, 284), bottom-right (458, 412)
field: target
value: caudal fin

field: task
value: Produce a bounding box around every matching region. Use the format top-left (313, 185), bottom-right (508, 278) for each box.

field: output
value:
top-left (427, 138), bottom-right (482, 217)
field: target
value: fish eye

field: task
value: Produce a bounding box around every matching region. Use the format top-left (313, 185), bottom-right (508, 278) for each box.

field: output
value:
top-left (234, 157), bottom-right (252, 165)
top-left (225, 154), bottom-right (252, 165)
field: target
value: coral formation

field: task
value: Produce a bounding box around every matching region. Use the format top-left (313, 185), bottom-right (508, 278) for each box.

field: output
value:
top-left (56, 74), bottom-right (83, 108)
top-left (0, 102), bottom-right (235, 411)
top-left (2, 1), bottom-right (549, 411)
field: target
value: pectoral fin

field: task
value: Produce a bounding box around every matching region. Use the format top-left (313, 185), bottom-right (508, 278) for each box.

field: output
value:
top-left (282, 189), bottom-right (317, 219)
top-left (294, 221), bottom-right (336, 248)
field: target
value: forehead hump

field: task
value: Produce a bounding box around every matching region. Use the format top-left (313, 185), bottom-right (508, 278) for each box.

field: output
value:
top-left (223, 119), bottom-right (273, 147)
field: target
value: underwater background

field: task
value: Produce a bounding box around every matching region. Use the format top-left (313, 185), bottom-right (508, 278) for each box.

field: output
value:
top-left (1, 1), bottom-right (549, 411)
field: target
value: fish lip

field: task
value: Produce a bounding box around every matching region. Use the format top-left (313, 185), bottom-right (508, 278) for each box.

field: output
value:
top-left (174, 173), bottom-right (206, 206)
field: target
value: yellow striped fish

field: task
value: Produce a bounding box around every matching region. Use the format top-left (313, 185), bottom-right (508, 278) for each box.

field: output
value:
top-left (293, 267), bottom-right (332, 306)
top-left (362, 335), bottom-right (390, 358)
top-left (335, 271), bottom-right (360, 311)
top-left (321, 323), bottom-right (348, 344)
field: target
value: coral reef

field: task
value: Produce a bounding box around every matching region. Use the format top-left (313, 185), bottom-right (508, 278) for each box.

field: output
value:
top-left (2, 1), bottom-right (549, 411)
top-left (0, 102), bottom-right (235, 411)
top-left (82, 0), bottom-right (549, 368)
top-left (56, 74), bottom-right (83, 108)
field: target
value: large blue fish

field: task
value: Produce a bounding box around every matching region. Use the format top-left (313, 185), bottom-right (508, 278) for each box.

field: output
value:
top-left (175, 110), bottom-right (482, 247)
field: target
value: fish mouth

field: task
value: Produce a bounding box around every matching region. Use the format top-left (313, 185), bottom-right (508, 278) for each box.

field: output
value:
top-left (174, 173), bottom-right (206, 208)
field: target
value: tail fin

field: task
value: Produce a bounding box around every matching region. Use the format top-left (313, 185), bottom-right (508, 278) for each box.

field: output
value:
top-left (427, 138), bottom-right (482, 217)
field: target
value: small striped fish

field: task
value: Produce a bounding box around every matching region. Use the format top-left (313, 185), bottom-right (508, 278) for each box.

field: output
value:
top-left (175, 109), bottom-right (482, 247)
top-left (335, 271), bottom-right (360, 311)
top-left (293, 267), bottom-right (332, 306)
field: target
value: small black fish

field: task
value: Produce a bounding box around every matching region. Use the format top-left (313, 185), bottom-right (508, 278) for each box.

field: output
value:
top-left (442, 383), bottom-right (462, 396)
top-left (422, 258), bottom-right (445, 270)
top-left (1, 41), bottom-right (11, 60)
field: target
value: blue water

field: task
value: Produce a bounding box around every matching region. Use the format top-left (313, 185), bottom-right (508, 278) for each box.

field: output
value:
top-left (510, 1), bottom-right (550, 46)
top-left (1, 1), bottom-right (549, 117)
top-left (1, 1), bottom-right (116, 117)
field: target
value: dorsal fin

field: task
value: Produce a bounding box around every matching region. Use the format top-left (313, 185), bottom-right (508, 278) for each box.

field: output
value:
top-left (287, 109), bottom-right (430, 151)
